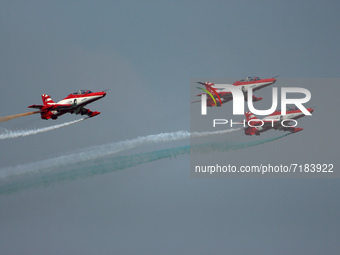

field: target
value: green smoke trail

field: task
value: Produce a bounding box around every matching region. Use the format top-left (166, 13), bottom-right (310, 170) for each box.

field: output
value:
top-left (0, 134), bottom-right (290, 194)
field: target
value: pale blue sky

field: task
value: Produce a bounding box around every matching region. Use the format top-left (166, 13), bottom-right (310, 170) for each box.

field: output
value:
top-left (0, 1), bottom-right (339, 254)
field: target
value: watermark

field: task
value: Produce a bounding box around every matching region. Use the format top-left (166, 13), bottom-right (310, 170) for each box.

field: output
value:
top-left (200, 85), bottom-right (312, 116)
top-left (212, 118), bottom-right (298, 128)
top-left (194, 163), bottom-right (334, 176)
top-left (189, 78), bottom-right (336, 178)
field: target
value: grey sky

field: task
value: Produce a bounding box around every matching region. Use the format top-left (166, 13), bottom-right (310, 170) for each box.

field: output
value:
top-left (0, 1), bottom-right (339, 254)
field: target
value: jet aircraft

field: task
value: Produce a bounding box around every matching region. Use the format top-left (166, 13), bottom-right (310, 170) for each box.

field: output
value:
top-left (194, 76), bottom-right (277, 107)
top-left (28, 90), bottom-right (106, 120)
top-left (244, 106), bottom-right (314, 136)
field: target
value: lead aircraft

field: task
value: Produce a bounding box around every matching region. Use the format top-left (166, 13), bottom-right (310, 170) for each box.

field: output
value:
top-left (195, 76), bottom-right (277, 107)
top-left (244, 106), bottom-right (314, 136)
top-left (28, 90), bottom-right (106, 120)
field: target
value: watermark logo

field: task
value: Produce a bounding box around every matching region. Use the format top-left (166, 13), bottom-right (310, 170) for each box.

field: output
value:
top-left (197, 82), bottom-right (223, 109)
top-left (200, 85), bottom-right (312, 116)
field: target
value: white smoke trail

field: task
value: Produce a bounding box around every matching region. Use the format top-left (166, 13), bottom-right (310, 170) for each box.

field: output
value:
top-left (0, 133), bottom-right (290, 194)
top-left (0, 128), bottom-right (241, 179)
top-left (0, 118), bottom-right (86, 140)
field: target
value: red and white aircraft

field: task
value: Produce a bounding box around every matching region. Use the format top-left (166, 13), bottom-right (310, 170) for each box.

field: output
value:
top-left (28, 90), bottom-right (106, 120)
top-left (195, 76), bottom-right (277, 107)
top-left (244, 106), bottom-right (314, 136)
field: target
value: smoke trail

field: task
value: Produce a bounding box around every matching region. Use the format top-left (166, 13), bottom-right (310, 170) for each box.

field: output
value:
top-left (76, 133), bottom-right (290, 177)
top-left (0, 128), bottom-right (241, 179)
top-left (0, 133), bottom-right (289, 194)
top-left (0, 111), bottom-right (39, 123)
top-left (0, 118), bottom-right (86, 140)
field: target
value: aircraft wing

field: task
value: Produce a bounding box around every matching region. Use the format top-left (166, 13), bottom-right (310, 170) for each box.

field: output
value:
top-left (217, 91), bottom-right (232, 96)
top-left (28, 104), bottom-right (44, 109)
top-left (28, 104), bottom-right (73, 110)
top-left (219, 92), bottom-right (233, 101)
top-left (277, 125), bottom-right (302, 132)
top-left (261, 120), bottom-right (279, 128)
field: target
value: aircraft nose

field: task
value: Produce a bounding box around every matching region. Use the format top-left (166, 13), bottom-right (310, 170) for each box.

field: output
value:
top-left (102, 92), bottom-right (106, 97)
top-left (272, 79), bottom-right (276, 83)
top-left (308, 108), bottom-right (314, 113)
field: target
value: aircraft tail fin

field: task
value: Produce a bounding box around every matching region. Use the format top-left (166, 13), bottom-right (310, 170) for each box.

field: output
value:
top-left (196, 82), bottom-right (222, 105)
top-left (245, 111), bottom-right (262, 127)
top-left (41, 94), bottom-right (55, 106)
top-left (197, 82), bottom-right (214, 91)
top-left (245, 111), bottom-right (258, 122)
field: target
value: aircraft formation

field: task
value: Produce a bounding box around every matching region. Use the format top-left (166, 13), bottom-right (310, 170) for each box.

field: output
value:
top-left (2, 77), bottom-right (312, 137)
top-left (194, 76), bottom-right (313, 136)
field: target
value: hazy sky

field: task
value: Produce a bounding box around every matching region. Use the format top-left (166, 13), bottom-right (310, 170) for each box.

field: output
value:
top-left (0, 1), bottom-right (339, 254)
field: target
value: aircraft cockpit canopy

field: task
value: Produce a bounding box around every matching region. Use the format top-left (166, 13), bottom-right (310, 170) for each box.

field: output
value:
top-left (246, 76), bottom-right (260, 81)
top-left (239, 76), bottom-right (261, 82)
top-left (72, 90), bottom-right (93, 95)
